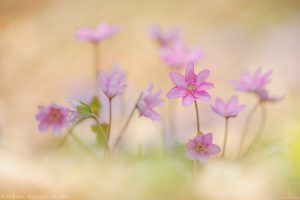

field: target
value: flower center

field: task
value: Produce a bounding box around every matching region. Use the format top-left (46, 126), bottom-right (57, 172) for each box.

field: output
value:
top-left (49, 109), bottom-right (61, 122)
top-left (197, 145), bottom-right (206, 153)
top-left (187, 84), bottom-right (195, 92)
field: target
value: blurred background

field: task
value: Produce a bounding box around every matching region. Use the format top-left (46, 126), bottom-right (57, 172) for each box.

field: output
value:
top-left (0, 0), bottom-right (300, 199)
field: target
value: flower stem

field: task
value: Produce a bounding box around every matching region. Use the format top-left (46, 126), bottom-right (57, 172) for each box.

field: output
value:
top-left (221, 118), bottom-right (229, 158)
top-left (108, 97), bottom-right (113, 140)
top-left (69, 128), bottom-right (99, 160)
top-left (113, 93), bottom-right (142, 150)
top-left (194, 101), bottom-right (202, 135)
top-left (93, 42), bottom-right (100, 84)
top-left (243, 103), bottom-right (266, 157)
top-left (237, 101), bottom-right (260, 157)
top-left (93, 116), bottom-right (110, 153)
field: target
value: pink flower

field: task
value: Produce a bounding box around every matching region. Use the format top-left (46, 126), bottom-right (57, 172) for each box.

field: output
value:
top-left (232, 68), bottom-right (272, 93)
top-left (75, 23), bottom-right (119, 42)
top-left (160, 42), bottom-right (204, 68)
top-left (99, 67), bottom-right (126, 99)
top-left (211, 96), bottom-right (246, 118)
top-left (167, 62), bottom-right (214, 106)
top-left (186, 133), bottom-right (221, 162)
top-left (137, 84), bottom-right (164, 121)
top-left (148, 25), bottom-right (181, 47)
top-left (257, 90), bottom-right (283, 103)
top-left (35, 104), bottom-right (70, 135)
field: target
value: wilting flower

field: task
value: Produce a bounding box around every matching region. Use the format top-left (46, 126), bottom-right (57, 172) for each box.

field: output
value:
top-left (232, 68), bottom-right (272, 93)
top-left (167, 62), bottom-right (213, 106)
top-left (75, 23), bottom-right (119, 42)
top-left (35, 104), bottom-right (70, 135)
top-left (148, 25), bottom-right (181, 47)
top-left (186, 133), bottom-right (221, 162)
top-left (160, 42), bottom-right (204, 68)
top-left (257, 90), bottom-right (283, 103)
top-left (99, 67), bottom-right (126, 99)
top-left (136, 84), bottom-right (164, 121)
top-left (211, 96), bottom-right (246, 118)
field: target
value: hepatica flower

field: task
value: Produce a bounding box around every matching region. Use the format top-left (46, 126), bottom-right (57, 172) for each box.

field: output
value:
top-left (148, 25), bottom-right (181, 47)
top-left (186, 133), bottom-right (221, 162)
top-left (232, 68), bottom-right (272, 93)
top-left (137, 84), bottom-right (164, 121)
top-left (211, 96), bottom-right (246, 118)
top-left (161, 42), bottom-right (204, 68)
top-left (75, 23), bottom-right (119, 43)
top-left (167, 62), bottom-right (214, 106)
top-left (99, 67), bottom-right (126, 99)
top-left (35, 104), bottom-right (70, 135)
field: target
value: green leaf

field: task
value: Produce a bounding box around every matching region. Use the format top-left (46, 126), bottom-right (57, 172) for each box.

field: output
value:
top-left (89, 96), bottom-right (101, 115)
top-left (91, 123), bottom-right (109, 150)
top-left (76, 104), bottom-right (94, 118)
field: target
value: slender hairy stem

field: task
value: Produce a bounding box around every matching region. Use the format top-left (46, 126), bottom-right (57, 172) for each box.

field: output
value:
top-left (69, 129), bottom-right (99, 160)
top-left (238, 101), bottom-right (260, 157)
top-left (194, 101), bottom-right (201, 135)
top-left (93, 42), bottom-right (100, 83)
top-left (93, 116), bottom-right (110, 153)
top-left (113, 93), bottom-right (143, 150)
top-left (113, 106), bottom-right (137, 150)
top-left (108, 98), bottom-right (113, 140)
top-left (221, 118), bottom-right (229, 158)
top-left (243, 103), bottom-right (266, 157)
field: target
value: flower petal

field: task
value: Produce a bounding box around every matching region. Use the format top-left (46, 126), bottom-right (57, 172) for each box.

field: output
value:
top-left (169, 72), bottom-right (186, 86)
top-left (182, 94), bottom-right (195, 106)
top-left (167, 87), bottom-right (186, 99)
top-left (207, 144), bottom-right (221, 155)
top-left (196, 69), bottom-right (210, 83)
top-left (202, 133), bottom-right (213, 144)
top-left (193, 91), bottom-right (211, 101)
top-left (185, 62), bottom-right (195, 83)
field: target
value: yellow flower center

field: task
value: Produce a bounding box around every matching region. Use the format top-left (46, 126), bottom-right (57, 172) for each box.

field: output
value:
top-left (187, 84), bottom-right (195, 92)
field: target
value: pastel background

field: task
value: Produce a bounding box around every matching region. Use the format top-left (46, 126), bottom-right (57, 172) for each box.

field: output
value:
top-left (0, 0), bottom-right (299, 199)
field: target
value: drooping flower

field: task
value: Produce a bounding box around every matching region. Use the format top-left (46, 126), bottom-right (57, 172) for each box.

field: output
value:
top-left (232, 68), bottom-right (272, 93)
top-left (99, 67), bottom-right (126, 99)
top-left (35, 104), bottom-right (70, 135)
top-left (167, 62), bottom-right (214, 106)
top-left (75, 23), bottom-right (119, 42)
top-left (211, 96), bottom-right (246, 118)
top-left (160, 42), bottom-right (204, 68)
top-left (257, 90), bottom-right (283, 103)
top-left (148, 25), bottom-right (181, 47)
top-left (186, 133), bottom-right (221, 162)
top-left (136, 84), bottom-right (164, 121)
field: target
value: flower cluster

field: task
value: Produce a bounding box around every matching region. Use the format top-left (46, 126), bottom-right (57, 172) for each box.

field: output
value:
top-left (35, 22), bottom-right (283, 165)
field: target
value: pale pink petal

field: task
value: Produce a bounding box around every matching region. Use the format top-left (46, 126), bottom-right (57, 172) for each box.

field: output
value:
top-left (226, 96), bottom-right (238, 111)
top-left (185, 62), bottom-right (195, 83)
top-left (169, 72), bottom-right (186, 86)
top-left (193, 91), bottom-right (211, 101)
top-left (167, 87), bottom-right (186, 99)
top-left (182, 94), bottom-right (195, 106)
top-left (196, 69), bottom-right (210, 83)
top-left (207, 144), bottom-right (221, 155)
top-left (202, 133), bottom-right (212, 144)
top-left (196, 154), bottom-right (209, 163)
top-left (197, 82), bottom-right (214, 90)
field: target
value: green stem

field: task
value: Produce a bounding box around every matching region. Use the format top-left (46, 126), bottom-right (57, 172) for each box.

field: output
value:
top-left (238, 101), bottom-right (260, 157)
top-left (221, 118), bottom-right (229, 158)
top-left (113, 93), bottom-right (143, 150)
top-left (243, 103), bottom-right (266, 157)
top-left (93, 42), bottom-right (100, 84)
top-left (108, 98), bottom-right (112, 140)
top-left (194, 101), bottom-right (202, 135)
